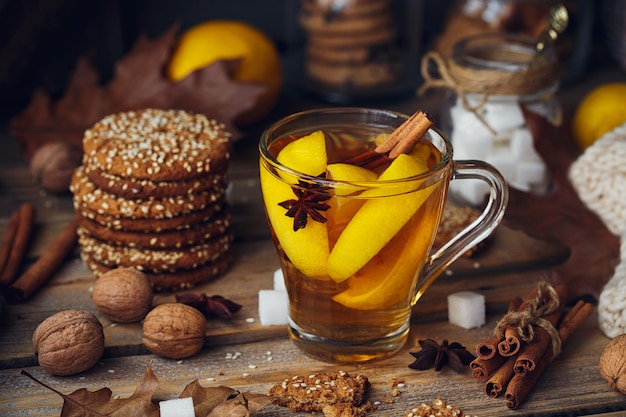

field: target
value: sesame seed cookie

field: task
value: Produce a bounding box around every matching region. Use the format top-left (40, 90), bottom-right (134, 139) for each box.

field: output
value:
top-left (82, 108), bottom-right (231, 182)
top-left (71, 166), bottom-right (225, 220)
top-left (269, 371), bottom-right (370, 412)
top-left (83, 162), bottom-right (228, 200)
top-left (78, 230), bottom-right (233, 273)
top-left (77, 208), bottom-right (231, 249)
top-left (76, 201), bottom-right (226, 232)
top-left (82, 249), bottom-right (234, 291)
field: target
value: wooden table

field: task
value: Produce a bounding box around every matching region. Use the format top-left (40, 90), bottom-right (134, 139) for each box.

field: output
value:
top-left (1, 67), bottom-right (626, 416)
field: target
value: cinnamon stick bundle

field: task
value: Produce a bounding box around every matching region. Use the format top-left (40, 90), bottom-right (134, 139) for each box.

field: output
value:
top-left (0, 203), bottom-right (35, 288)
top-left (473, 282), bottom-right (593, 409)
top-left (6, 218), bottom-right (78, 303)
top-left (476, 297), bottom-right (523, 360)
top-left (505, 300), bottom-right (595, 409)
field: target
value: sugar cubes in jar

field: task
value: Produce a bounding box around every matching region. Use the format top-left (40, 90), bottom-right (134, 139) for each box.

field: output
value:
top-left (421, 33), bottom-right (561, 206)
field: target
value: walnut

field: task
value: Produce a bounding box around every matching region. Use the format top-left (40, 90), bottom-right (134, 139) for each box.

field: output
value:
top-left (29, 142), bottom-right (83, 193)
top-left (32, 309), bottom-right (104, 376)
top-left (142, 303), bottom-right (206, 359)
top-left (599, 334), bottom-right (626, 394)
top-left (91, 267), bottom-right (153, 323)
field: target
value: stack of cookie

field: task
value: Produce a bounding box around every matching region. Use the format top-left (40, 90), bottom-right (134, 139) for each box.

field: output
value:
top-left (71, 108), bottom-right (233, 291)
top-left (299, 0), bottom-right (400, 88)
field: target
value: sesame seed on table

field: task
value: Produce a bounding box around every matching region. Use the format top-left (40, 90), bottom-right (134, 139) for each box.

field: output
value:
top-left (1, 69), bottom-right (626, 416)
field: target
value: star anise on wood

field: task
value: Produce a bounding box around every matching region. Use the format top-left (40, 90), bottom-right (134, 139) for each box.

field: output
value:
top-left (175, 293), bottom-right (242, 319)
top-left (408, 339), bottom-right (475, 372)
top-left (278, 175), bottom-right (332, 231)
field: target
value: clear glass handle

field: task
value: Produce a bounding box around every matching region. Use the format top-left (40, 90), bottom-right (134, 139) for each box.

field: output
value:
top-left (412, 160), bottom-right (509, 306)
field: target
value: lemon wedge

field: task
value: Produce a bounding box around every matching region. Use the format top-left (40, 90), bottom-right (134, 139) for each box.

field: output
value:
top-left (327, 154), bottom-right (434, 282)
top-left (260, 131), bottom-right (330, 278)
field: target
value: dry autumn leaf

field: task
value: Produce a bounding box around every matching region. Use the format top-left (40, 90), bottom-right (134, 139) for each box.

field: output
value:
top-left (21, 362), bottom-right (269, 417)
top-left (503, 109), bottom-right (621, 302)
top-left (10, 25), bottom-right (266, 161)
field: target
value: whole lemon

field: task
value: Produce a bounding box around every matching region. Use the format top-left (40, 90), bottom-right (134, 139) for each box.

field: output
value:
top-left (167, 20), bottom-right (282, 125)
top-left (572, 82), bottom-right (626, 150)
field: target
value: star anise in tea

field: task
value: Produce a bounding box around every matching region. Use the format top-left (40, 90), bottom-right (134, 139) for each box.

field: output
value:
top-left (175, 293), bottom-right (242, 319)
top-left (408, 339), bottom-right (475, 372)
top-left (278, 175), bottom-right (332, 231)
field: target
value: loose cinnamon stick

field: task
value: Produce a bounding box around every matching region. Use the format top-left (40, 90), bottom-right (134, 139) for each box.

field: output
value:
top-left (0, 203), bottom-right (35, 288)
top-left (6, 219), bottom-right (78, 303)
top-left (485, 357), bottom-right (516, 398)
top-left (470, 354), bottom-right (507, 381)
top-left (504, 300), bottom-right (595, 409)
top-left (0, 211), bottom-right (20, 278)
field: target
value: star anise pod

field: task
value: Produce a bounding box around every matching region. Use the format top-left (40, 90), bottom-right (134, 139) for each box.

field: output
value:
top-left (175, 293), bottom-right (242, 319)
top-left (408, 339), bottom-right (475, 372)
top-left (278, 174), bottom-right (332, 231)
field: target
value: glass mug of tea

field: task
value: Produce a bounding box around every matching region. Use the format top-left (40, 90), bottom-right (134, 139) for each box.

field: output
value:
top-left (259, 108), bottom-right (508, 363)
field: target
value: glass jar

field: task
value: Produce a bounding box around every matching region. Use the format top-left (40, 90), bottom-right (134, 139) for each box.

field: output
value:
top-left (421, 32), bottom-right (561, 206)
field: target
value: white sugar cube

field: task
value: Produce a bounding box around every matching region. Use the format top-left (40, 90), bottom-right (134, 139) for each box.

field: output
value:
top-left (448, 291), bottom-right (485, 329)
top-left (515, 160), bottom-right (547, 185)
top-left (273, 268), bottom-right (286, 291)
top-left (484, 148), bottom-right (516, 182)
top-left (160, 397), bottom-right (195, 417)
top-left (483, 102), bottom-right (525, 132)
top-left (449, 179), bottom-right (490, 207)
top-left (510, 128), bottom-right (542, 163)
top-left (259, 289), bottom-right (289, 326)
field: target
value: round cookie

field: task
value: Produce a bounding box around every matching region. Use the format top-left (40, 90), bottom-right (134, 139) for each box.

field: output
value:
top-left (82, 249), bottom-right (233, 291)
top-left (76, 201), bottom-right (226, 232)
top-left (82, 109), bottom-right (231, 182)
top-left (71, 166), bottom-right (226, 220)
top-left (301, 0), bottom-right (392, 17)
top-left (83, 163), bottom-right (228, 200)
top-left (78, 209), bottom-right (231, 249)
top-left (78, 230), bottom-right (233, 273)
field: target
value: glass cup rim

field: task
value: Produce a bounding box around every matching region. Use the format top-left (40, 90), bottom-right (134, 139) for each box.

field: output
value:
top-left (258, 107), bottom-right (453, 187)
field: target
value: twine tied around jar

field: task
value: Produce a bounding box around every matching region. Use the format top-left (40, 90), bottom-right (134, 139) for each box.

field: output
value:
top-left (417, 49), bottom-right (560, 134)
top-left (494, 281), bottom-right (563, 359)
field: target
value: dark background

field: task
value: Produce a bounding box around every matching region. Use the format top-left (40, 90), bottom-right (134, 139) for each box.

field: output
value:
top-left (0, 0), bottom-right (621, 124)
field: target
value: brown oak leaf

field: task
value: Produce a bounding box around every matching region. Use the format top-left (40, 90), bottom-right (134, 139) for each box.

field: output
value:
top-left (503, 109), bottom-right (621, 302)
top-left (10, 25), bottom-right (266, 161)
top-left (21, 363), bottom-right (160, 416)
top-left (21, 362), bottom-right (269, 417)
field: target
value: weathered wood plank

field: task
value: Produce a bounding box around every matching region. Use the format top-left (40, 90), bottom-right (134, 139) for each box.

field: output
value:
top-left (0, 313), bottom-right (620, 417)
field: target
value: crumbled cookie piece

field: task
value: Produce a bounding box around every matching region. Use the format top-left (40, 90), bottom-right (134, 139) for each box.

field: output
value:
top-left (322, 402), bottom-right (375, 417)
top-left (269, 371), bottom-right (370, 412)
top-left (405, 398), bottom-right (470, 417)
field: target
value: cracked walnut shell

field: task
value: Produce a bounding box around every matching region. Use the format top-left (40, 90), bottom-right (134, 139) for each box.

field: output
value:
top-left (32, 309), bottom-right (105, 376)
top-left (142, 303), bottom-right (207, 359)
top-left (599, 334), bottom-right (626, 394)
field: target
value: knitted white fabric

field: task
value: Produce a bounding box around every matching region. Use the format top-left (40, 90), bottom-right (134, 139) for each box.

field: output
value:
top-left (597, 232), bottom-right (626, 337)
top-left (569, 122), bottom-right (626, 236)
top-left (569, 122), bottom-right (626, 337)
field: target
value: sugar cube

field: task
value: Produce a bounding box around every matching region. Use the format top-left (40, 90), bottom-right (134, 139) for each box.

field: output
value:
top-left (273, 268), bottom-right (286, 291)
top-left (258, 289), bottom-right (289, 326)
top-left (447, 291), bottom-right (485, 329)
top-left (483, 102), bottom-right (525, 132)
top-left (449, 178), bottom-right (490, 207)
top-left (159, 397), bottom-right (195, 417)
